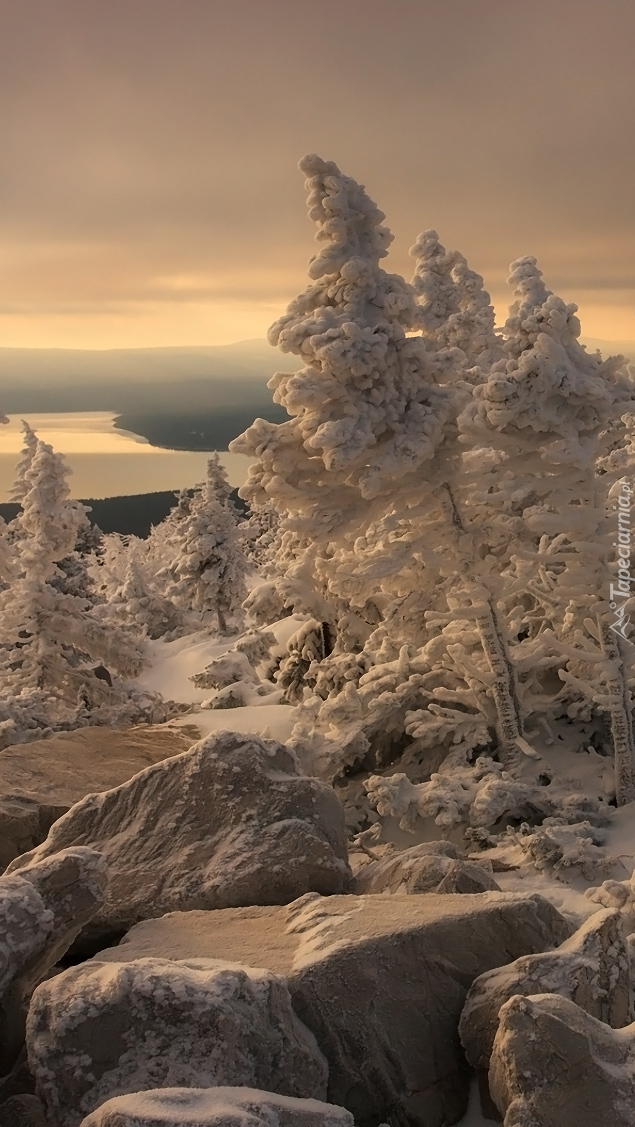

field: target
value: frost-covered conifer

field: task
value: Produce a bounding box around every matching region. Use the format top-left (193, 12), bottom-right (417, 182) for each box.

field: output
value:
top-left (0, 517), bottom-right (15, 588)
top-left (410, 229), bottom-right (503, 369)
top-left (9, 420), bottom-right (38, 501)
top-left (230, 158), bottom-right (533, 777)
top-left (458, 259), bottom-right (635, 802)
top-left (48, 506), bottom-right (102, 602)
top-left (167, 456), bottom-right (249, 633)
top-left (0, 437), bottom-right (144, 726)
top-left (231, 155), bottom-right (455, 619)
top-left (107, 557), bottom-right (181, 640)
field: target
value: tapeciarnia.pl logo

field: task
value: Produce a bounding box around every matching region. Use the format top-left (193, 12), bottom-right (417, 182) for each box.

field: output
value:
top-left (610, 478), bottom-right (634, 640)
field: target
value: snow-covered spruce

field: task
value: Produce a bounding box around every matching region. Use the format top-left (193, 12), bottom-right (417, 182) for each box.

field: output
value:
top-left (457, 257), bottom-right (635, 803)
top-left (231, 156), bottom-right (522, 776)
top-left (0, 436), bottom-right (148, 741)
top-left (165, 455), bottom-right (249, 634)
top-left (410, 228), bottom-right (504, 371)
top-left (230, 154), bottom-right (456, 621)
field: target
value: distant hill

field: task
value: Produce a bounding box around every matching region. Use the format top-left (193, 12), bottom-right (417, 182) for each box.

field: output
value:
top-left (113, 405), bottom-right (288, 452)
top-left (0, 489), bottom-right (249, 539)
top-left (0, 337), bottom-right (631, 444)
top-left (0, 339), bottom-right (298, 414)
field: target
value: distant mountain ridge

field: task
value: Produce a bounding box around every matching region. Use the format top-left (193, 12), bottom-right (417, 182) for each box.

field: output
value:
top-left (0, 339), bottom-right (298, 414)
top-left (0, 336), bottom-right (632, 416)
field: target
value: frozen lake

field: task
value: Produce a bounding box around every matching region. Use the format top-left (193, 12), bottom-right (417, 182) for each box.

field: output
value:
top-left (0, 412), bottom-right (253, 501)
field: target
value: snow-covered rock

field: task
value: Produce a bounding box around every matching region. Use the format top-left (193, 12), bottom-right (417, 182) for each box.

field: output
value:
top-left (0, 847), bottom-right (106, 1075)
top-left (353, 841), bottom-right (500, 895)
top-left (8, 733), bottom-right (352, 941)
top-left (29, 958), bottom-right (328, 1127)
top-left (586, 867), bottom-right (635, 933)
top-left (489, 992), bottom-right (635, 1127)
top-left (79, 1087), bottom-right (353, 1127)
top-left (459, 907), bottom-right (630, 1070)
top-left (93, 890), bottom-right (570, 1127)
top-left (0, 725), bottom-right (197, 868)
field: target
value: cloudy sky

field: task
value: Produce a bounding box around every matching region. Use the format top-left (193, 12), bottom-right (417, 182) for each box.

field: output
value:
top-left (1, 0), bottom-right (634, 350)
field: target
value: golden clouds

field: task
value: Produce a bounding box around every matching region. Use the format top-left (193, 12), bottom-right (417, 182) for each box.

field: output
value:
top-left (0, 0), bottom-right (633, 349)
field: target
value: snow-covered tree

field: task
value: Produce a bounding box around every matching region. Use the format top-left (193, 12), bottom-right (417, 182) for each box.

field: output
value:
top-left (166, 456), bottom-right (249, 633)
top-left (457, 258), bottom-right (635, 803)
top-left (9, 420), bottom-right (38, 501)
top-left (231, 155), bottom-right (456, 623)
top-left (0, 517), bottom-right (15, 590)
top-left (107, 557), bottom-right (182, 640)
top-left (228, 157), bottom-right (534, 779)
top-left (0, 437), bottom-right (144, 728)
top-left (410, 229), bottom-right (504, 370)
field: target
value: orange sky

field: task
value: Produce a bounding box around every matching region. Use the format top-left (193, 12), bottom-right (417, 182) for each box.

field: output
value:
top-left (1, 0), bottom-right (634, 350)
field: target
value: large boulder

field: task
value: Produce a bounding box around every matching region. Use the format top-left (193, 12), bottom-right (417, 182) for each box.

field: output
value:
top-left (460, 907), bottom-right (631, 1070)
top-left (28, 958), bottom-right (328, 1127)
top-left (8, 732), bottom-right (352, 942)
top-left (94, 890), bottom-right (571, 1127)
top-left (0, 726), bottom-right (196, 870)
top-left (0, 847), bottom-right (106, 1076)
top-left (489, 992), bottom-right (635, 1127)
top-left (79, 1087), bottom-right (353, 1127)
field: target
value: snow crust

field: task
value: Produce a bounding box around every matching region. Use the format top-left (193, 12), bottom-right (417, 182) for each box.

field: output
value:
top-left (79, 1086), bottom-right (354, 1127)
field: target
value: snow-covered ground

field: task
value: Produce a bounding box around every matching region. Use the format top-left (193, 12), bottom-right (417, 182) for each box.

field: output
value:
top-left (137, 620), bottom-right (301, 742)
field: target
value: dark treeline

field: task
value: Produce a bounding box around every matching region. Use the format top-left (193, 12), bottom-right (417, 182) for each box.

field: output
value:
top-left (0, 489), bottom-right (249, 539)
top-left (114, 405), bottom-right (287, 451)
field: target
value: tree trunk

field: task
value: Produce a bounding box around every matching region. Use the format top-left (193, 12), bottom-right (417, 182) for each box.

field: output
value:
top-left (598, 617), bottom-right (635, 806)
top-left (475, 597), bottom-right (524, 769)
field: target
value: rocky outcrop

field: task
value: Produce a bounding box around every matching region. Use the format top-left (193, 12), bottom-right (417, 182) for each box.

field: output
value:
top-left (0, 726), bottom-right (196, 870)
top-left (79, 1087), bottom-right (354, 1127)
top-left (460, 907), bottom-right (630, 1069)
top-left (489, 992), bottom-right (635, 1127)
top-left (0, 847), bottom-right (106, 1076)
top-left (93, 890), bottom-right (570, 1127)
top-left (28, 958), bottom-right (328, 1127)
top-left (7, 732), bottom-right (352, 941)
top-left (354, 841), bottom-right (500, 895)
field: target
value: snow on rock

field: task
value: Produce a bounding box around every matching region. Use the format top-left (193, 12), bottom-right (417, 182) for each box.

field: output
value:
top-left (352, 840), bottom-right (500, 895)
top-left (176, 706), bottom-right (297, 745)
top-left (28, 958), bottom-right (328, 1127)
top-left (93, 891), bottom-right (570, 1127)
top-left (0, 725), bottom-right (197, 869)
top-left (459, 907), bottom-right (630, 1071)
top-left (79, 1086), bottom-right (354, 1127)
top-left (585, 867), bottom-right (635, 934)
top-left (190, 652), bottom-right (258, 691)
top-left (489, 992), bottom-right (635, 1127)
top-left (0, 846), bottom-right (107, 1075)
top-left (7, 732), bottom-right (352, 942)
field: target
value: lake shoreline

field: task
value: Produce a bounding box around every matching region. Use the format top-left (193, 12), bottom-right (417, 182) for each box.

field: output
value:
top-left (0, 412), bottom-right (253, 502)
